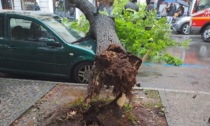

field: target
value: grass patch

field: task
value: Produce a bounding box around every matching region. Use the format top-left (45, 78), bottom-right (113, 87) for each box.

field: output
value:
top-left (143, 90), bottom-right (164, 112)
top-left (144, 90), bottom-right (160, 99)
top-left (123, 103), bottom-right (137, 122)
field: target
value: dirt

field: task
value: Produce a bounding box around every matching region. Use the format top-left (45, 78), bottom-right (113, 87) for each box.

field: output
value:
top-left (86, 44), bottom-right (142, 102)
top-left (11, 84), bottom-right (168, 126)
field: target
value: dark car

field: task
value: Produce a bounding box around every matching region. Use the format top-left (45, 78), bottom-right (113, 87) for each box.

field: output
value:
top-left (0, 10), bottom-right (96, 83)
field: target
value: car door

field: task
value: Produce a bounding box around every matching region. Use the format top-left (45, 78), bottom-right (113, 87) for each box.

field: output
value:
top-left (8, 16), bottom-right (69, 76)
top-left (0, 13), bottom-right (13, 70)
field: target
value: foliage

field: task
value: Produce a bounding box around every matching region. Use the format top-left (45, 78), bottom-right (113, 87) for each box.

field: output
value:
top-left (71, 15), bottom-right (90, 33)
top-left (161, 53), bottom-right (183, 66)
top-left (143, 90), bottom-right (160, 99)
top-left (62, 17), bottom-right (71, 26)
top-left (123, 103), bottom-right (138, 122)
top-left (68, 97), bottom-right (90, 110)
top-left (62, 0), bottom-right (190, 66)
top-left (62, 16), bottom-right (90, 33)
top-left (113, 0), bottom-right (190, 65)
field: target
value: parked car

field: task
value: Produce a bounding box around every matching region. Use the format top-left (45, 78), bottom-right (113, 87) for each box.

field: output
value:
top-left (171, 16), bottom-right (191, 35)
top-left (0, 10), bottom-right (96, 83)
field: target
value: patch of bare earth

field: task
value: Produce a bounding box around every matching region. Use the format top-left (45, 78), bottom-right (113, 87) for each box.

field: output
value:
top-left (11, 84), bottom-right (168, 126)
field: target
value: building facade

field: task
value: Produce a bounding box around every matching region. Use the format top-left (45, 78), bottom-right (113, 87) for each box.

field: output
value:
top-left (0, 0), bottom-right (96, 12)
top-left (0, 0), bottom-right (54, 12)
top-left (0, 0), bottom-right (97, 20)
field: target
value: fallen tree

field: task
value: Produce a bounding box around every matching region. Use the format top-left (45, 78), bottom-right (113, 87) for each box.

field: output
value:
top-left (69, 0), bottom-right (190, 66)
top-left (68, 0), bottom-right (145, 122)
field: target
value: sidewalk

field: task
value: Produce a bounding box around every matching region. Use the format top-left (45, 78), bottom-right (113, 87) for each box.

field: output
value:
top-left (159, 89), bottom-right (210, 126)
top-left (0, 77), bottom-right (210, 126)
top-left (0, 78), bottom-right (57, 126)
top-left (1, 63), bottom-right (210, 126)
top-left (135, 63), bottom-right (210, 126)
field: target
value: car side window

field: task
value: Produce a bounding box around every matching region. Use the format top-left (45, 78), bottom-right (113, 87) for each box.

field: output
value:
top-left (10, 18), bottom-right (31, 41)
top-left (10, 18), bottom-right (61, 47)
top-left (0, 16), bottom-right (4, 38)
top-left (198, 0), bottom-right (210, 11)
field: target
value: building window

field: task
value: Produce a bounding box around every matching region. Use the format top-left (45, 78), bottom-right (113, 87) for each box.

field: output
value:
top-left (21, 0), bottom-right (35, 10)
top-left (1, 0), bottom-right (14, 9)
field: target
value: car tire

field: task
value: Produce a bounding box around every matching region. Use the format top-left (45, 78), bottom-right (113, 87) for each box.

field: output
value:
top-left (73, 62), bottom-right (93, 84)
top-left (181, 23), bottom-right (190, 35)
top-left (201, 25), bottom-right (210, 42)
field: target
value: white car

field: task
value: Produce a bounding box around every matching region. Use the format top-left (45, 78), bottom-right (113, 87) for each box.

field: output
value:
top-left (171, 16), bottom-right (191, 35)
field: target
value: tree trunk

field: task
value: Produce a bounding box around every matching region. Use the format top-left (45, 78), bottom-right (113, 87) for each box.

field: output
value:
top-left (68, 0), bottom-right (142, 119)
top-left (68, 0), bottom-right (125, 54)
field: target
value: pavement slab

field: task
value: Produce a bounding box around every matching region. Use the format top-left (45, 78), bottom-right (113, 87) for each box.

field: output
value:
top-left (0, 78), bottom-right (56, 126)
top-left (159, 89), bottom-right (210, 126)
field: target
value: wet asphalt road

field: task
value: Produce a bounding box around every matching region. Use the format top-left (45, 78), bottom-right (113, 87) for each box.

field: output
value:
top-left (137, 34), bottom-right (210, 92)
top-left (171, 34), bottom-right (210, 66)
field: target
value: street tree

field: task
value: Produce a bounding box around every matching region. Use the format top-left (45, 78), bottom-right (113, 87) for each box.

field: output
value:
top-left (68, 0), bottom-right (144, 121)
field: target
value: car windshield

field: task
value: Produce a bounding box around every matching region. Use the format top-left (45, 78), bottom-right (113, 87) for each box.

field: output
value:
top-left (40, 16), bottom-right (84, 43)
top-left (199, 0), bottom-right (210, 5)
top-left (193, 0), bottom-right (210, 12)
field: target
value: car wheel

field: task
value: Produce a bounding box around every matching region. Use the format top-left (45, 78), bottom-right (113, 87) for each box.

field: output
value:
top-left (201, 25), bottom-right (210, 42)
top-left (181, 23), bottom-right (190, 35)
top-left (73, 62), bottom-right (93, 84)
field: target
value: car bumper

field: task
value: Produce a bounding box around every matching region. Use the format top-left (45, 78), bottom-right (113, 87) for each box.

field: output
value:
top-left (171, 23), bottom-right (181, 32)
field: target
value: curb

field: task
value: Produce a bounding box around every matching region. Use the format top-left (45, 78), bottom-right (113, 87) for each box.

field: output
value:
top-left (171, 34), bottom-right (200, 38)
top-left (134, 87), bottom-right (210, 95)
top-left (62, 82), bottom-right (210, 95)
